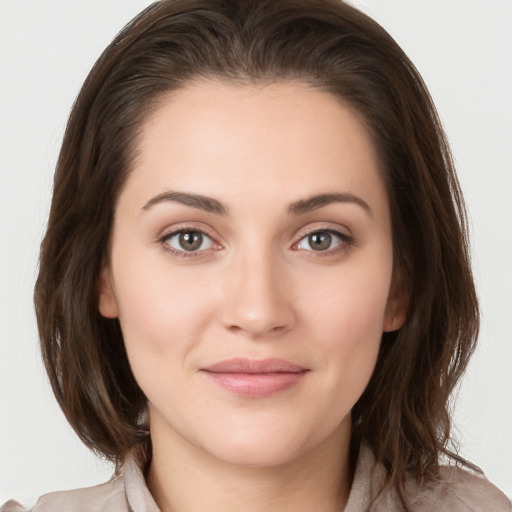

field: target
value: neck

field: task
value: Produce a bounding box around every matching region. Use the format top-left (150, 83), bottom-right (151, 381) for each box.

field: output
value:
top-left (146, 416), bottom-right (352, 512)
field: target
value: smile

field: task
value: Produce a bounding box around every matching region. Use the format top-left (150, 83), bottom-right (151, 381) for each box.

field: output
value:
top-left (201, 358), bottom-right (309, 398)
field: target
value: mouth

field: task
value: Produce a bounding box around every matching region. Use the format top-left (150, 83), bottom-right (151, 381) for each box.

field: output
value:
top-left (200, 357), bottom-right (309, 398)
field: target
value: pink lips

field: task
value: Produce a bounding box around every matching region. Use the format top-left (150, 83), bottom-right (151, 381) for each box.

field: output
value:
top-left (201, 358), bottom-right (309, 398)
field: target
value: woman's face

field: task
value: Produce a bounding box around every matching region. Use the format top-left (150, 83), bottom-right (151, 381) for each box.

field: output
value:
top-left (99, 81), bottom-right (404, 467)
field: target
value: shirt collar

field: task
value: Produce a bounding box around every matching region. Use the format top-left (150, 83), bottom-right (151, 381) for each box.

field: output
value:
top-left (124, 451), bottom-right (160, 512)
top-left (122, 444), bottom-right (381, 512)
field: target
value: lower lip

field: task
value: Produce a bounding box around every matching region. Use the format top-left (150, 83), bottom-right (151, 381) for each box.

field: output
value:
top-left (202, 371), bottom-right (307, 398)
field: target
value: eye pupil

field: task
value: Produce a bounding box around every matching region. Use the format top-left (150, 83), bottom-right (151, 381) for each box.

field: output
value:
top-left (309, 232), bottom-right (331, 251)
top-left (179, 231), bottom-right (203, 251)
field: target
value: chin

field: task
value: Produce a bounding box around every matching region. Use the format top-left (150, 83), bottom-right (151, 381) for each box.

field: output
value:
top-left (207, 438), bottom-right (306, 468)
top-left (195, 417), bottom-right (334, 469)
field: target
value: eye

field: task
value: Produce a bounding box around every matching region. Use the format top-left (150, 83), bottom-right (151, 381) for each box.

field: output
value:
top-left (295, 230), bottom-right (348, 252)
top-left (163, 229), bottom-right (214, 253)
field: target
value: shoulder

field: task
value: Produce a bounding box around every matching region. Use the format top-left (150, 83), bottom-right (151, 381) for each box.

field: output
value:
top-left (348, 445), bottom-right (511, 512)
top-left (406, 464), bottom-right (512, 512)
top-left (1, 475), bottom-right (126, 512)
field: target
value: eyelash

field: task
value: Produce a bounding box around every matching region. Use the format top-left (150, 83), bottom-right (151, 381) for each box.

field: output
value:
top-left (158, 227), bottom-right (219, 258)
top-left (292, 228), bottom-right (353, 257)
top-left (158, 227), bottom-right (353, 258)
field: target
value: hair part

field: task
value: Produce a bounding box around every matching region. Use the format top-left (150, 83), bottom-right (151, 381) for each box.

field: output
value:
top-left (35, 0), bottom-right (479, 501)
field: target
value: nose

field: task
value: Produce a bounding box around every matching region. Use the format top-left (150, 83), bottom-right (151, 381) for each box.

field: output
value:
top-left (219, 247), bottom-right (296, 338)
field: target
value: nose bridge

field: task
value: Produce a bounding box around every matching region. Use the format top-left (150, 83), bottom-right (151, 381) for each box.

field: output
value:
top-left (220, 241), bottom-right (294, 337)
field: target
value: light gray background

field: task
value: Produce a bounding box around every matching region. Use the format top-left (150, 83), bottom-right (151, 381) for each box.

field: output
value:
top-left (1, 0), bottom-right (511, 505)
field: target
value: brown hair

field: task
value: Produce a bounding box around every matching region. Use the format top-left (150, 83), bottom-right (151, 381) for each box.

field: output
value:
top-left (35, 0), bottom-right (479, 500)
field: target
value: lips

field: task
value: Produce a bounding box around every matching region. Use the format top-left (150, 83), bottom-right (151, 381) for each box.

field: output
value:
top-left (201, 357), bottom-right (309, 398)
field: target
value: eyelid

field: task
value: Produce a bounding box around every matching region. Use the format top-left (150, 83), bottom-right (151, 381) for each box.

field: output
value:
top-left (157, 223), bottom-right (223, 257)
top-left (156, 222), bottom-right (353, 258)
top-left (293, 222), bottom-right (353, 241)
top-left (291, 225), bottom-right (354, 254)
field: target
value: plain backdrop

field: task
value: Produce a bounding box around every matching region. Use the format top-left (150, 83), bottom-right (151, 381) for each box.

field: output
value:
top-left (1, 0), bottom-right (511, 505)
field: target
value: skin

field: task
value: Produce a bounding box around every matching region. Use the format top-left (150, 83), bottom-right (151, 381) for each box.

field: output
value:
top-left (99, 81), bottom-right (405, 512)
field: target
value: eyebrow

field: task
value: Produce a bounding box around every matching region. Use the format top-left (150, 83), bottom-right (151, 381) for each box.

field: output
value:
top-left (142, 191), bottom-right (228, 215)
top-left (141, 190), bottom-right (372, 217)
top-left (288, 193), bottom-right (372, 217)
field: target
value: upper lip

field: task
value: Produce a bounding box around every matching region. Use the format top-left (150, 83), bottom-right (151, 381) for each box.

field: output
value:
top-left (202, 357), bottom-right (308, 374)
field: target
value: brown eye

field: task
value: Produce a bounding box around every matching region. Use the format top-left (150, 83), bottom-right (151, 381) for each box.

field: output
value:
top-left (296, 230), bottom-right (347, 253)
top-left (179, 231), bottom-right (203, 251)
top-left (164, 230), bottom-right (214, 253)
top-left (308, 232), bottom-right (332, 251)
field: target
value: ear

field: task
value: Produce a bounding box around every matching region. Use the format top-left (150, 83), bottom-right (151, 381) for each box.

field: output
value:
top-left (97, 266), bottom-right (119, 318)
top-left (383, 271), bottom-right (408, 333)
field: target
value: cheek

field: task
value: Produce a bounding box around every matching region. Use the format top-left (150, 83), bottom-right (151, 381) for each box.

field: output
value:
top-left (305, 258), bottom-right (392, 341)
top-left (111, 251), bottom-right (219, 376)
top-left (303, 255), bottom-right (392, 390)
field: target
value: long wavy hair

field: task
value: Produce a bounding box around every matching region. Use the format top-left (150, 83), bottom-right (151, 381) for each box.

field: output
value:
top-left (35, 0), bottom-right (479, 504)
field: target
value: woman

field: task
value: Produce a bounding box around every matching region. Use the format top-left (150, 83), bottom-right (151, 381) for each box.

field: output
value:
top-left (2, 0), bottom-right (510, 510)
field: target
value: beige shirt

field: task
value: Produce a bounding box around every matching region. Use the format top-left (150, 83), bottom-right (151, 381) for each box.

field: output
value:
top-left (2, 446), bottom-right (511, 511)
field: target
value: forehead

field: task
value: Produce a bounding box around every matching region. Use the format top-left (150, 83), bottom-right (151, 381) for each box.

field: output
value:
top-left (124, 80), bottom-right (387, 215)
